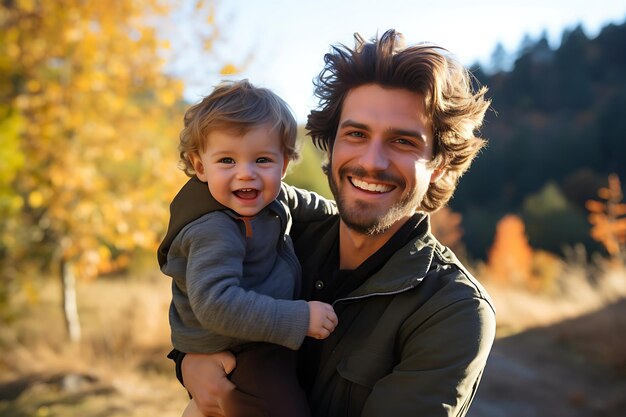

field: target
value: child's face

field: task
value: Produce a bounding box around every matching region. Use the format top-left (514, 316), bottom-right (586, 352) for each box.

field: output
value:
top-left (191, 124), bottom-right (288, 217)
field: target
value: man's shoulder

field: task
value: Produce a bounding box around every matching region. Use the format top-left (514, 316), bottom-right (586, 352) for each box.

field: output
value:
top-left (423, 234), bottom-right (495, 313)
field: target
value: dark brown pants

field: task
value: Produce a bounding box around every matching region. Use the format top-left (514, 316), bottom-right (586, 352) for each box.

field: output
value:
top-left (222, 342), bottom-right (311, 417)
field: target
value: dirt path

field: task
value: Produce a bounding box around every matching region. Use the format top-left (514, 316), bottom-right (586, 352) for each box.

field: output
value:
top-left (469, 300), bottom-right (626, 417)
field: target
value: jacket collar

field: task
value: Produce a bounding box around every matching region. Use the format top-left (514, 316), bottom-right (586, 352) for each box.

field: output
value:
top-left (340, 213), bottom-right (438, 299)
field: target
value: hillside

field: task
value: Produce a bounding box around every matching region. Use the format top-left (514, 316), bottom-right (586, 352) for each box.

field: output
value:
top-left (450, 19), bottom-right (626, 258)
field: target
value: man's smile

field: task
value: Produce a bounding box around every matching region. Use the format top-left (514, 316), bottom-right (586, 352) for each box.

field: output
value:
top-left (349, 177), bottom-right (395, 193)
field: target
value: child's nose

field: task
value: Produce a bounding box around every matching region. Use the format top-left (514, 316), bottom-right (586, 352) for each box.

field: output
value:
top-left (237, 163), bottom-right (257, 180)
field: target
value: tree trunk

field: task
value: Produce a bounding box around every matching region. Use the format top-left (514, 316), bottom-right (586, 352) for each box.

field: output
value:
top-left (61, 259), bottom-right (81, 343)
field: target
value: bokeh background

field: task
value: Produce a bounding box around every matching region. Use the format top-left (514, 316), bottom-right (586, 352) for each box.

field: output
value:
top-left (1, 1), bottom-right (626, 416)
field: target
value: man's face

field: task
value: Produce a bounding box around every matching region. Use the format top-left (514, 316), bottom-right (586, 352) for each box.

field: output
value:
top-left (328, 84), bottom-right (442, 235)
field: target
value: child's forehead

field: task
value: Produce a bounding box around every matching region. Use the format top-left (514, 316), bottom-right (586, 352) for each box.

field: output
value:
top-left (216, 122), bottom-right (277, 137)
top-left (204, 124), bottom-right (283, 150)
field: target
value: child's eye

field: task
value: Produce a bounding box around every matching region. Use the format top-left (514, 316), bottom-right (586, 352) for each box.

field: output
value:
top-left (218, 157), bottom-right (235, 164)
top-left (256, 157), bottom-right (273, 163)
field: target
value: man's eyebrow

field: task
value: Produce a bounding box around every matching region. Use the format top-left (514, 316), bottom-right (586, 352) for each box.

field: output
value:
top-left (339, 119), bottom-right (369, 130)
top-left (386, 127), bottom-right (428, 142)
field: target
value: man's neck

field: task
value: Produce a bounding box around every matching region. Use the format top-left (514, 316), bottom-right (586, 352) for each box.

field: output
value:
top-left (338, 217), bottom-right (410, 270)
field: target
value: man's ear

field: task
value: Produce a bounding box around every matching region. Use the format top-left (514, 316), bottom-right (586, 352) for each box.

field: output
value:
top-left (281, 155), bottom-right (290, 179)
top-left (430, 167), bottom-right (445, 184)
top-left (190, 153), bottom-right (207, 181)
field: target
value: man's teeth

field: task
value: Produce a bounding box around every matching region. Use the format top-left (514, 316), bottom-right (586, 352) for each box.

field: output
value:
top-left (351, 178), bottom-right (393, 192)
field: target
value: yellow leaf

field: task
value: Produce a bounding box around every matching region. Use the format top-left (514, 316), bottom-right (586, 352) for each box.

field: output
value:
top-left (26, 79), bottom-right (41, 93)
top-left (28, 191), bottom-right (44, 208)
top-left (158, 89), bottom-right (177, 106)
top-left (219, 63), bottom-right (238, 76)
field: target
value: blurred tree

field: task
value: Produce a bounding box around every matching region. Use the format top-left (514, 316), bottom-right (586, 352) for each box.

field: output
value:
top-left (554, 25), bottom-right (591, 110)
top-left (487, 214), bottom-right (563, 293)
top-left (0, 0), bottom-right (222, 341)
top-left (586, 174), bottom-right (626, 261)
top-left (561, 168), bottom-right (607, 209)
top-left (593, 89), bottom-right (626, 180)
top-left (592, 22), bottom-right (626, 83)
top-left (488, 42), bottom-right (510, 74)
top-left (487, 214), bottom-right (533, 287)
top-left (283, 130), bottom-right (332, 199)
top-left (522, 182), bottom-right (591, 255)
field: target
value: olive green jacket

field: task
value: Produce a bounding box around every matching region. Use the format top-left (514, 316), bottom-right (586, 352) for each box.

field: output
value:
top-left (295, 213), bottom-right (496, 417)
top-left (160, 179), bottom-right (495, 416)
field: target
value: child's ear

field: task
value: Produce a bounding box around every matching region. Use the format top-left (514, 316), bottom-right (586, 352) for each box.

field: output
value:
top-left (281, 155), bottom-right (290, 179)
top-left (190, 153), bottom-right (208, 181)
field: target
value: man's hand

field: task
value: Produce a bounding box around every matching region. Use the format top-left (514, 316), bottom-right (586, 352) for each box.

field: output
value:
top-left (307, 301), bottom-right (338, 339)
top-left (181, 351), bottom-right (236, 417)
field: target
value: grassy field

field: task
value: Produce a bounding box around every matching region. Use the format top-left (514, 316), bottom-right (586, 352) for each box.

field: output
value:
top-left (0, 270), bottom-right (189, 417)
top-left (1, 261), bottom-right (625, 417)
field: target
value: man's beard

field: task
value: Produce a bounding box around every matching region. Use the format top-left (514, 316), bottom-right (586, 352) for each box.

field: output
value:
top-left (328, 165), bottom-right (419, 236)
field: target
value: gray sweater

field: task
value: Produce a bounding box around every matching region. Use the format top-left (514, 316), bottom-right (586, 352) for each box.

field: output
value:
top-left (162, 200), bottom-right (310, 353)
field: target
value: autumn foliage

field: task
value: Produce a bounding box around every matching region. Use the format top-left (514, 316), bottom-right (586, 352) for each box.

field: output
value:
top-left (586, 174), bottom-right (626, 261)
top-left (487, 215), bottom-right (534, 286)
top-left (0, 1), bottom-right (200, 281)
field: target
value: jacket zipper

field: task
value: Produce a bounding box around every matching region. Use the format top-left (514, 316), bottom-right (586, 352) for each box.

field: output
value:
top-left (331, 283), bottom-right (419, 307)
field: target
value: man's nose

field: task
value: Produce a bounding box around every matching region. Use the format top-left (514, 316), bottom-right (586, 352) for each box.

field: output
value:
top-left (358, 139), bottom-right (389, 171)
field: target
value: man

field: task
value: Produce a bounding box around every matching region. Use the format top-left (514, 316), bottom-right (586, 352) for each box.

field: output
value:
top-left (173, 29), bottom-right (496, 416)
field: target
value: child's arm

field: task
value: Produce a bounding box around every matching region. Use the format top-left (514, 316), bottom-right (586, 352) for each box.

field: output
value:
top-left (179, 212), bottom-right (336, 350)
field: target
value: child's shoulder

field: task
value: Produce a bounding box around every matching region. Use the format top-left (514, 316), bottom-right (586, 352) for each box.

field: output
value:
top-left (181, 210), bottom-right (239, 234)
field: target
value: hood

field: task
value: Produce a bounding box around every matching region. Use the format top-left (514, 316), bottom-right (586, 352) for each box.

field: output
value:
top-left (157, 176), bottom-right (226, 268)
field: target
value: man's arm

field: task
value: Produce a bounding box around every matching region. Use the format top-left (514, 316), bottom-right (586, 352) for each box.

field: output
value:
top-left (362, 297), bottom-right (496, 417)
top-left (278, 183), bottom-right (336, 227)
top-left (181, 352), bottom-right (236, 417)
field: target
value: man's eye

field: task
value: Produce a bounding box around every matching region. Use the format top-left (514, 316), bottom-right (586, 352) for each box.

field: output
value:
top-left (218, 157), bottom-right (235, 164)
top-left (348, 131), bottom-right (365, 138)
top-left (395, 138), bottom-right (412, 145)
top-left (256, 157), bottom-right (273, 163)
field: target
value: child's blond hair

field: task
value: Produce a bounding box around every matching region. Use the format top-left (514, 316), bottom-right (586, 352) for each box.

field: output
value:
top-left (179, 79), bottom-right (299, 176)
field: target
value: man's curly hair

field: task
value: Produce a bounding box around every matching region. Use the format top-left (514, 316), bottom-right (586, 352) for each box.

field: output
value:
top-left (306, 29), bottom-right (490, 212)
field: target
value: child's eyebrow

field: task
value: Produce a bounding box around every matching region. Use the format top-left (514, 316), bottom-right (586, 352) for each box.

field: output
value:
top-left (210, 150), bottom-right (234, 156)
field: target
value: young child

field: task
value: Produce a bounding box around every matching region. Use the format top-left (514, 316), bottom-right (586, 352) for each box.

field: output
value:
top-left (158, 80), bottom-right (338, 417)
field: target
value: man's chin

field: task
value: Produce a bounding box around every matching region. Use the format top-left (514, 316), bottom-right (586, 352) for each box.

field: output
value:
top-left (340, 213), bottom-right (392, 236)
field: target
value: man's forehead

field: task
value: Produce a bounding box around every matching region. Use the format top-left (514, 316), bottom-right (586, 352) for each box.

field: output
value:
top-left (339, 85), bottom-right (432, 134)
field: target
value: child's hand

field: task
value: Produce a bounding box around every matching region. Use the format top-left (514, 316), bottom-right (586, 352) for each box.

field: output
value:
top-left (307, 301), bottom-right (338, 339)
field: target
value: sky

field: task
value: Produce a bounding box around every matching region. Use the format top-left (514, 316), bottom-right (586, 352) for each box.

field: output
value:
top-left (170, 0), bottom-right (626, 123)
